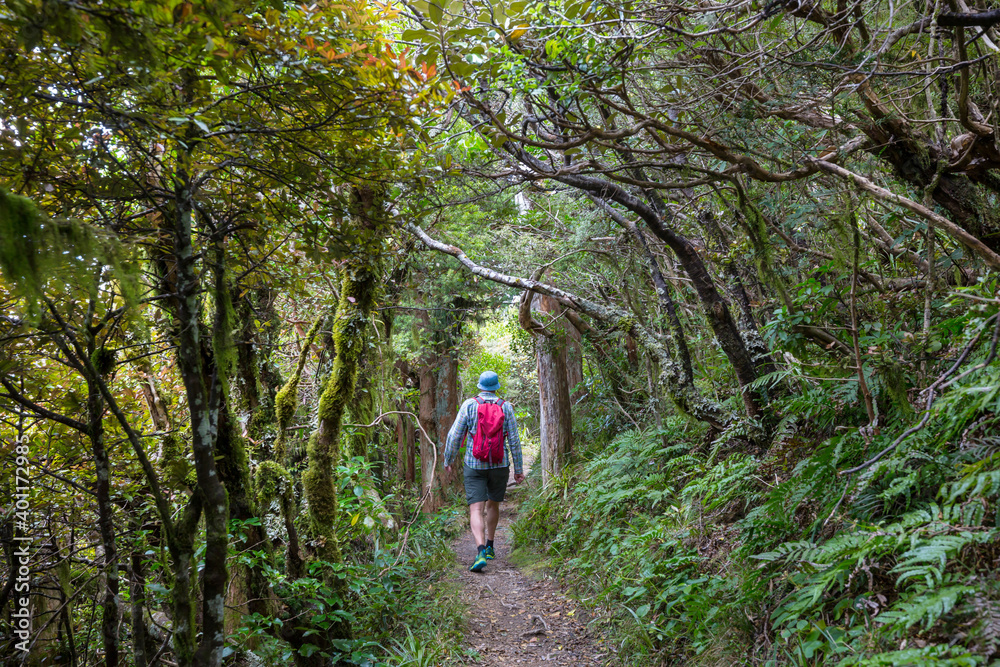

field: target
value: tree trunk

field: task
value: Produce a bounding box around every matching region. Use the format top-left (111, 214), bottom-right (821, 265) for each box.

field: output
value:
top-left (300, 186), bottom-right (384, 659)
top-left (418, 361), bottom-right (441, 511)
top-left (394, 360), bottom-right (416, 485)
top-left (137, 360), bottom-right (171, 433)
top-left (167, 185), bottom-right (229, 667)
top-left (130, 519), bottom-right (150, 667)
top-left (28, 552), bottom-right (63, 666)
top-left (434, 354), bottom-right (463, 496)
top-left (214, 396), bottom-right (274, 637)
top-left (234, 287), bottom-right (283, 446)
top-left (700, 208), bottom-right (777, 379)
top-left (535, 294), bottom-right (573, 485)
top-left (88, 374), bottom-right (119, 667)
top-left (565, 321), bottom-right (585, 403)
top-left (621, 216), bottom-right (695, 387)
top-left (396, 398), bottom-right (416, 485)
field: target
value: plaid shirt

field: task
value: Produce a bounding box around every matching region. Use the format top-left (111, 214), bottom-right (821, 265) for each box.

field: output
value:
top-left (443, 392), bottom-right (523, 474)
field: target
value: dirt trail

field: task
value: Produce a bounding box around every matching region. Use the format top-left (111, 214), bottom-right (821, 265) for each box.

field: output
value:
top-left (450, 490), bottom-right (608, 666)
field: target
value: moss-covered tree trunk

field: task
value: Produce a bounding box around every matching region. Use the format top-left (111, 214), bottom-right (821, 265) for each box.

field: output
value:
top-left (167, 179), bottom-right (228, 667)
top-left (300, 186), bottom-right (385, 657)
top-left (345, 356), bottom-right (377, 462)
top-left (234, 287), bottom-right (283, 445)
top-left (301, 262), bottom-right (378, 643)
top-left (214, 392), bottom-right (275, 636)
top-left (212, 282), bottom-right (281, 637)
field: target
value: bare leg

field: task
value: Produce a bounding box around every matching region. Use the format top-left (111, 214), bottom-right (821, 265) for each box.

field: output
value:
top-left (469, 501), bottom-right (486, 547)
top-left (484, 500), bottom-right (501, 542)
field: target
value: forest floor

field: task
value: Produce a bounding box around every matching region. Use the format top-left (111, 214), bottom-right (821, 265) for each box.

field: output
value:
top-left (449, 486), bottom-right (609, 666)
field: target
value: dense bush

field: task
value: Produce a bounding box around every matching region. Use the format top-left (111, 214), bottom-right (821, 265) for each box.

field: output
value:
top-left (514, 359), bottom-right (1000, 667)
top-left (233, 458), bottom-right (468, 666)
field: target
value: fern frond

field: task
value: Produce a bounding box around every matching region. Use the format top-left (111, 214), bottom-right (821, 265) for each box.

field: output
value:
top-left (876, 584), bottom-right (975, 631)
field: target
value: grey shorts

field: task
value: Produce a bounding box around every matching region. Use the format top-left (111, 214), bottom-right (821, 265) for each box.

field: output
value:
top-left (464, 465), bottom-right (510, 505)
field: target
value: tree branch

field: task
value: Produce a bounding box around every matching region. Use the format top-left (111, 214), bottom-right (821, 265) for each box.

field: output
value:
top-left (809, 159), bottom-right (1000, 271)
top-left (938, 9), bottom-right (1000, 27)
top-left (0, 376), bottom-right (89, 433)
top-left (400, 221), bottom-right (731, 429)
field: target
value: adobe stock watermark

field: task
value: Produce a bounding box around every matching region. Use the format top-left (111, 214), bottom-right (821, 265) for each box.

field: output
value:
top-left (11, 436), bottom-right (32, 654)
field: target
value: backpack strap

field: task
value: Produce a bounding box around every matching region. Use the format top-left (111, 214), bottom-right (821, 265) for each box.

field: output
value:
top-left (476, 396), bottom-right (504, 405)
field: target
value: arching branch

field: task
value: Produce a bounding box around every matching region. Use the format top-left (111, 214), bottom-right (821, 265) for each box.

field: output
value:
top-left (401, 221), bottom-right (731, 429)
top-left (810, 159), bottom-right (1000, 271)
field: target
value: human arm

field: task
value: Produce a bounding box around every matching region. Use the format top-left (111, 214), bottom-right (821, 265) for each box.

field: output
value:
top-left (443, 400), bottom-right (471, 472)
top-left (503, 402), bottom-right (524, 481)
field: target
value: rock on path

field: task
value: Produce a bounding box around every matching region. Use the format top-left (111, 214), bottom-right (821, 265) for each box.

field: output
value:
top-left (450, 495), bottom-right (608, 666)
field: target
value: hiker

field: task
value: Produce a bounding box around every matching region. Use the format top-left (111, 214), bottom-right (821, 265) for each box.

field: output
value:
top-left (444, 370), bottom-right (525, 573)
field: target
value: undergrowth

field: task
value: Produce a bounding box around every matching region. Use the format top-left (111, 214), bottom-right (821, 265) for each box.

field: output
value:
top-left (232, 462), bottom-right (469, 666)
top-left (513, 360), bottom-right (1000, 666)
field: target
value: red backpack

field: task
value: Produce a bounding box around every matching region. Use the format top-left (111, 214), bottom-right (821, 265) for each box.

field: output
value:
top-left (471, 397), bottom-right (506, 464)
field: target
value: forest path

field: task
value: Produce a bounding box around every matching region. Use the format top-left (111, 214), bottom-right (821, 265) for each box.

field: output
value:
top-left (449, 487), bottom-right (608, 666)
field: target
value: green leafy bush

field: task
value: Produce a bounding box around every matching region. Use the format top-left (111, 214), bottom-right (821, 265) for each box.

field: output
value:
top-left (513, 353), bottom-right (1000, 665)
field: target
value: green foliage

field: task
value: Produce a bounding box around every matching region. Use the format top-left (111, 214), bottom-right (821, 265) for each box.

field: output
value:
top-left (835, 646), bottom-right (980, 667)
top-left (513, 333), bottom-right (1000, 665)
top-left (0, 189), bottom-right (138, 321)
top-left (462, 349), bottom-right (511, 395)
top-left (233, 456), bottom-right (467, 666)
top-left (515, 425), bottom-right (758, 663)
top-left (388, 627), bottom-right (441, 667)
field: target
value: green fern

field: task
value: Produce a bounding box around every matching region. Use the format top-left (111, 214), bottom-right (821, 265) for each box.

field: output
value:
top-left (681, 453), bottom-right (760, 512)
top-left (835, 645), bottom-right (980, 666)
top-left (944, 469), bottom-right (1000, 504)
top-left (876, 583), bottom-right (976, 631)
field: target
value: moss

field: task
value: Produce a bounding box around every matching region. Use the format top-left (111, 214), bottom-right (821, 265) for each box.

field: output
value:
top-left (303, 260), bottom-right (379, 592)
top-left (215, 402), bottom-right (255, 515)
top-left (212, 248), bottom-right (237, 387)
top-left (344, 355), bottom-right (377, 461)
top-left (160, 432), bottom-right (193, 488)
top-left (233, 290), bottom-right (283, 444)
top-left (274, 385), bottom-right (295, 435)
top-left (615, 316), bottom-right (638, 333)
top-left (273, 314), bottom-right (325, 461)
top-left (255, 460), bottom-right (294, 505)
top-left (91, 347), bottom-right (116, 377)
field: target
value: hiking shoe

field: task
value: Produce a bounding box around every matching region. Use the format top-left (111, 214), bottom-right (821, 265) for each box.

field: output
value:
top-left (470, 551), bottom-right (488, 573)
top-left (484, 545), bottom-right (495, 560)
